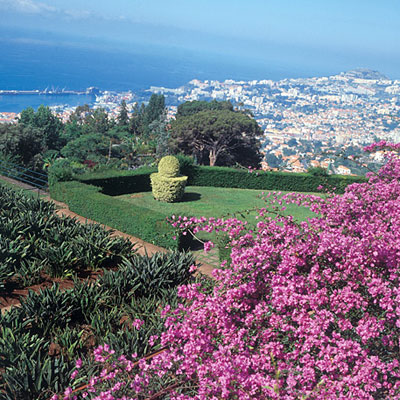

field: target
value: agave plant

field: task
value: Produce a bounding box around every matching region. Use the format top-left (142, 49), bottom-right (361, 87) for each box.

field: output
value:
top-left (121, 250), bottom-right (196, 297)
top-left (15, 259), bottom-right (45, 287)
top-left (0, 326), bottom-right (47, 371)
top-left (0, 234), bottom-right (27, 290)
top-left (69, 279), bottom-right (107, 324)
top-left (19, 285), bottom-right (79, 336)
top-left (52, 326), bottom-right (85, 360)
top-left (71, 224), bottom-right (133, 270)
top-left (0, 215), bottom-right (27, 239)
top-left (38, 241), bottom-right (78, 278)
top-left (1, 350), bottom-right (74, 400)
top-left (17, 195), bottom-right (55, 216)
top-left (98, 267), bottom-right (141, 305)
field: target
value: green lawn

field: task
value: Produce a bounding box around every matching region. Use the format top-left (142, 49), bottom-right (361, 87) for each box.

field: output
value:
top-left (116, 186), bottom-right (318, 222)
top-left (117, 186), bottom-right (320, 265)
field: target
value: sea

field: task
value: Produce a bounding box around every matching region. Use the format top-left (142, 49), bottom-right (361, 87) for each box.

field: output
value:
top-left (0, 39), bottom-right (340, 113)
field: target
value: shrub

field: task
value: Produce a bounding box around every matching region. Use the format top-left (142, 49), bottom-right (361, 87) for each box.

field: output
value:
top-left (188, 165), bottom-right (363, 193)
top-left (0, 182), bottom-right (137, 288)
top-left (151, 155), bottom-right (188, 202)
top-left (99, 250), bottom-right (196, 300)
top-left (307, 166), bottom-right (329, 176)
top-left (150, 174), bottom-right (188, 202)
top-left (48, 158), bottom-right (85, 186)
top-left (157, 155), bottom-right (181, 178)
top-left (175, 153), bottom-right (195, 176)
top-left (77, 165), bottom-right (363, 198)
top-left (0, 245), bottom-right (196, 399)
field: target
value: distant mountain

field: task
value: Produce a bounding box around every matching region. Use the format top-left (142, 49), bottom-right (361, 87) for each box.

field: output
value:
top-left (341, 68), bottom-right (389, 80)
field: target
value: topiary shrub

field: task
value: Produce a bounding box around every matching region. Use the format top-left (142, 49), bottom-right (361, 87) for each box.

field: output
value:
top-left (150, 156), bottom-right (188, 202)
top-left (157, 156), bottom-right (181, 178)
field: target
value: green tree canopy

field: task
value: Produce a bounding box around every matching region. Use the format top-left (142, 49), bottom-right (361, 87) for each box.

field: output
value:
top-left (265, 153), bottom-right (282, 169)
top-left (170, 109), bottom-right (262, 167)
top-left (60, 133), bottom-right (109, 162)
top-left (0, 123), bottom-right (46, 168)
top-left (67, 105), bottom-right (111, 135)
top-left (68, 104), bottom-right (91, 125)
top-left (176, 99), bottom-right (233, 118)
top-left (19, 105), bottom-right (64, 150)
top-left (127, 95), bottom-right (165, 137)
top-left (307, 166), bottom-right (329, 177)
top-left (84, 108), bottom-right (111, 134)
top-left (128, 103), bottom-right (143, 135)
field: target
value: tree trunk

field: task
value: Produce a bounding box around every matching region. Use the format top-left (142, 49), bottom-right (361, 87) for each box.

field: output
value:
top-left (209, 149), bottom-right (217, 166)
top-left (107, 139), bottom-right (112, 164)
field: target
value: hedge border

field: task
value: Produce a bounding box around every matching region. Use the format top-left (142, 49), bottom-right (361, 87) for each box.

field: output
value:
top-left (188, 166), bottom-right (365, 193)
top-left (78, 165), bottom-right (365, 196)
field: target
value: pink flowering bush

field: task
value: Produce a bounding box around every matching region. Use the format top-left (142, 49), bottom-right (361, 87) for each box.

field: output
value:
top-left (63, 142), bottom-right (400, 399)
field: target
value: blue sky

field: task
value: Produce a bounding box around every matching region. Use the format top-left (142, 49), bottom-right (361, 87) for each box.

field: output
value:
top-left (0, 0), bottom-right (399, 79)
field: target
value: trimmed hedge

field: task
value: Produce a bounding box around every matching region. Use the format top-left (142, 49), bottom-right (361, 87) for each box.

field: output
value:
top-left (50, 181), bottom-right (179, 249)
top-left (187, 166), bottom-right (365, 194)
top-left (78, 167), bottom-right (156, 196)
top-left (78, 165), bottom-right (365, 196)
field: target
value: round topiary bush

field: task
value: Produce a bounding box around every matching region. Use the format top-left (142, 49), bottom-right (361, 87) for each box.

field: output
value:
top-left (150, 156), bottom-right (188, 202)
top-left (157, 155), bottom-right (181, 178)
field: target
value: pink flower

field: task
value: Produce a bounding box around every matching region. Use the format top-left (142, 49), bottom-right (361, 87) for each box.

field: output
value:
top-left (203, 241), bottom-right (214, 252)
top-left (132, 318), bottom-right (144, 330)
top-left (189, 264), bottom-right (198, 273)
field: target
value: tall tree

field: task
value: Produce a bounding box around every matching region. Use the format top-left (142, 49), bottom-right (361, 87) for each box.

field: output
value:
top-left (170, 109), bottom-right (262, 167)
top-left (85, 108), bottom-right (110, 134)
top-left (142, 94), bottom-right (165, 129)
top-left (117, 100), bottom-right (129, 127)
top-left (68, 104), bottom-right (91, 125)
top-left (149, 112), bottom-right (170, 158)
top-left (67, 105), bottom-right (110, 134)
